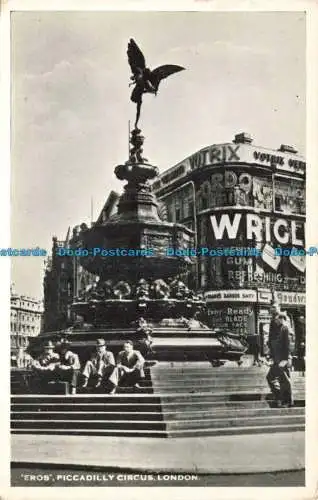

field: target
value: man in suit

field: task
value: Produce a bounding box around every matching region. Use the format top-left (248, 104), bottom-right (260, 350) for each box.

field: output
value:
top-left (266, 313), bottom-right (293, 407)
top-left (55, 341), bottom-right (81, 395)
top-left (32, 340), bottom-right (60, 383)
top-left (82, 339), bottom-right (115, 388)
top-left (109, 341), bottom-right (145, 394)
top-left (267, 302), bottom-right (281, 354)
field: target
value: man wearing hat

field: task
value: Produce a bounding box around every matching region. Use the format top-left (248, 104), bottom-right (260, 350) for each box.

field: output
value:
top-left (82, 339), bottom-right (115, 389)
top-left (32, 340), bottom-right (60, 381)
top-left (55, 341), bottom-right (81, 395)
top-left (109, 340), bottom-right (145, 394)
top-left (266, 312), bottom-right (293, 407)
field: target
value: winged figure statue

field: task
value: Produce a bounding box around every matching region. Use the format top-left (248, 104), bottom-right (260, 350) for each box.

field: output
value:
top-left (127, 38), bottom-right (185, 127)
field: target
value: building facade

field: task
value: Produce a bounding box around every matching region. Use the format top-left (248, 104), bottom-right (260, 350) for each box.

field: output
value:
top-left (152, 133), bottom-right (306, 352)
top-left (43, 229), bottom-right (95, 332)
top-left (43, 222), bottom-right (101, 332)
top-left (11, 287), bottom-right (43, 356)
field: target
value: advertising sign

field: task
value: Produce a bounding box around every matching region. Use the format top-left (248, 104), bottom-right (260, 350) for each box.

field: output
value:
top-left (153, 143), bottom-right (305, 193)
top-left (203, 213), bottom-right (306, 292)
top-left (205, 289), bottom-right (257, 302)
top-left (196, 171), bottom-right (274, 211)
top-left (206, 304), bottom-right (255, 336)
top-left (261, 243), bottom-right (281, 270)
top-left (276, 291), bottom-right (306, 306)
top-left (188, 143), bottom-right (305, 174)
top-left (209, 212), bottom-right (305, 246)
top-left (274, 177), bottom-right (305, 215)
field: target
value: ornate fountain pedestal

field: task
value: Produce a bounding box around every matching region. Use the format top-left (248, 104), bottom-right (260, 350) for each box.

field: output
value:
top-left (29, 130), bottom-right (246, 365)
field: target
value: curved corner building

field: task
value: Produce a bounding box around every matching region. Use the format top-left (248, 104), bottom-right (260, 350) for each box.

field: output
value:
top-left (152, 132), bottom-right (306, 353)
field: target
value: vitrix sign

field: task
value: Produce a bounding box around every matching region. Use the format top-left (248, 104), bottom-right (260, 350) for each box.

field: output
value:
top-left (187, 143), bottom-right (305, 174)
top-left (189, 145), bottom-right (240, 170)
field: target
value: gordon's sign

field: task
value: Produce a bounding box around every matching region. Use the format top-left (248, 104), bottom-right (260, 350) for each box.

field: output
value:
top-left (209, 213), bottom-right (305, 246)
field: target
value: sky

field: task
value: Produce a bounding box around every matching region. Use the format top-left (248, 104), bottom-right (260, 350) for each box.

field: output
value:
top-left (11, 10), bottom-right (306, 300)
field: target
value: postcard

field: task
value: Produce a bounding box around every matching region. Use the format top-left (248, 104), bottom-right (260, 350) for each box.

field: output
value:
top-left (1, 1), bottom-right (317, 499)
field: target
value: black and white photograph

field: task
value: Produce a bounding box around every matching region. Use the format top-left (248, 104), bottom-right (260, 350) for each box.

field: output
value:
top-left (2, 1), bottom-right (318, 496)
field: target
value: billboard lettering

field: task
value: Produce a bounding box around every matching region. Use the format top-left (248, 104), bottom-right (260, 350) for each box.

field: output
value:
top-left (209, 213), bottom-right (304, 246)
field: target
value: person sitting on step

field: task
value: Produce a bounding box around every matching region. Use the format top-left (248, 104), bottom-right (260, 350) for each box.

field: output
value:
top-left (109, 340), bottom-right (145, 394)
top-left (55, 341), bottom-right (81, 395)
top-left (82, 338), bottom-right (115, 389)
top-left (32, 340), bottom-right (60, 384)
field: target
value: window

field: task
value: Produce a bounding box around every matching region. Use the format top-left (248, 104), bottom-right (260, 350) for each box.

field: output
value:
top-left (183, 199), bottom-right (189, 219)
top-left (175, 199), bottom-right (181, 222)
top-left (188, 200), bottom-right (194, 217)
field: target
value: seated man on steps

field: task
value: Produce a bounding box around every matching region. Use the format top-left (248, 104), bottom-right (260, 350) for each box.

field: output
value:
top-left (82, 338), bottom-right (115, 389)
top-left (32, 340), bottom-right (60, 384)
top-left (55, 341), bottom-right (81, 395)
top-left (109, 340), bottom-right (145, 394)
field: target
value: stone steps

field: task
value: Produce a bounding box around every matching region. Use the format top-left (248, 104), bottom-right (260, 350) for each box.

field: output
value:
top-left (11, 419), bottom-right (166, 431)
top-left (151, 363), bottom-right (305, 436)
top-left (10, 364), bottom-right (305, 438)
top-left (11, 422), bottom-right (304, 438)
top-left (167, 423), bottom-right (305, 438)
top-left (11, 428), bottom-right (167, 438)
top-left (11, 406), bottom-right (304, 421)
top-left (11, 411), bottom-right (164, 421)
top-left (165, 413), bottom-right (304, 431)
top-left (11, 413), bottom-right (304, 432)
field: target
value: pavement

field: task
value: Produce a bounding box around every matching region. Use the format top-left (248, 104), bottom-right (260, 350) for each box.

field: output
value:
top-left (11, 431), bottom-right (304, 474)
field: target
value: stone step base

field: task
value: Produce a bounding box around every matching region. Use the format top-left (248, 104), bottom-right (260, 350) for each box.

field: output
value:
top-left (11, 422), bottom-right (305, 438)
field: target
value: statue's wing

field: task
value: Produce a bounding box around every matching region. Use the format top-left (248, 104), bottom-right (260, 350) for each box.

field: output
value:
top-left (127, 39), bottom-right (146, 75)
top-left (151, 64), bottom-right (185, 85)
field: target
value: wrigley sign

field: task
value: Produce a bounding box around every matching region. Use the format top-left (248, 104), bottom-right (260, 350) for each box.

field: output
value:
top-left (210, 213), bottom-right (305, 246)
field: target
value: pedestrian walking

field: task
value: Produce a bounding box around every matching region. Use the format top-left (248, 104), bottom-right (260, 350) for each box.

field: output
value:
top-left (266, 313), bottom-right (293, 407)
